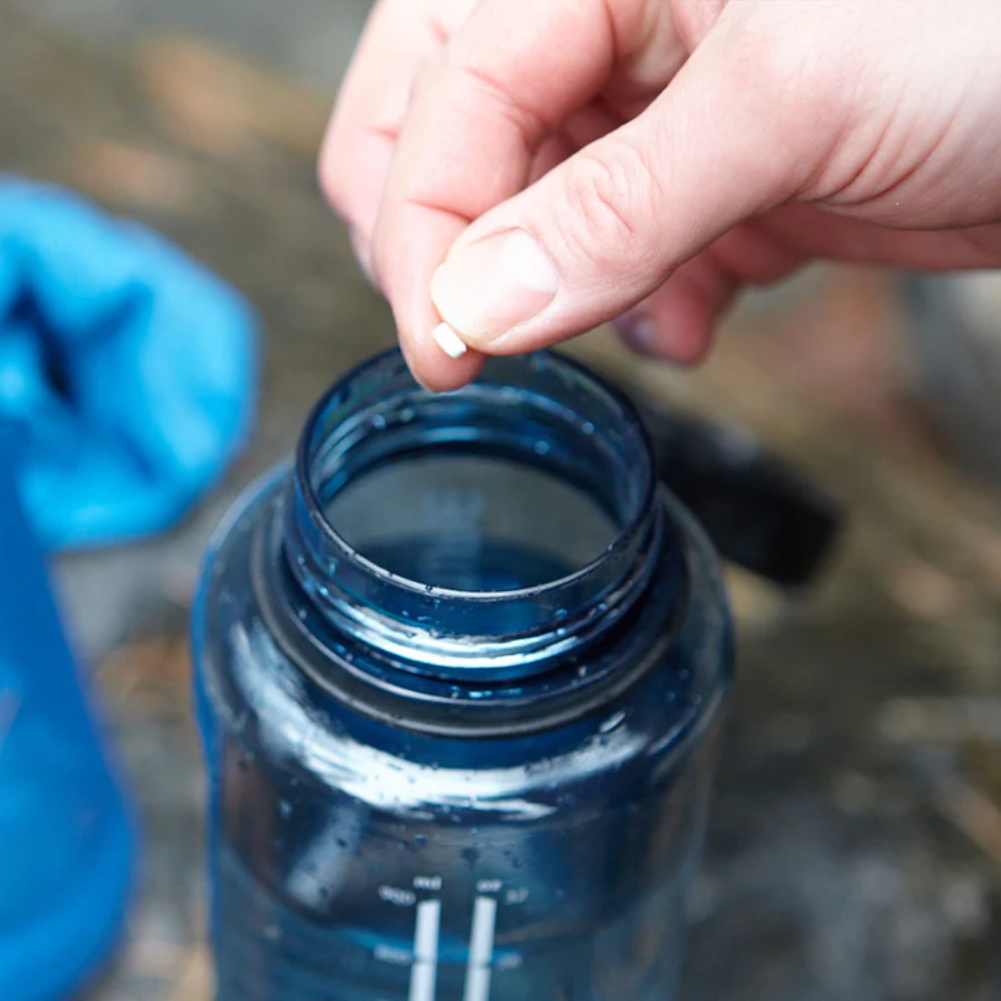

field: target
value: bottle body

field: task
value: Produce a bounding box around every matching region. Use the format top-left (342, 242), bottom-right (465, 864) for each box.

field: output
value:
top-left (194, 351), bottom-right (732, 1001)
top-left (0, 431), bottom-right (135, 1000)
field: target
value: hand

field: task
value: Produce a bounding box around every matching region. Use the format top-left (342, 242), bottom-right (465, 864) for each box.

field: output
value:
top-left (321, 0), bottom-right (1001, 390)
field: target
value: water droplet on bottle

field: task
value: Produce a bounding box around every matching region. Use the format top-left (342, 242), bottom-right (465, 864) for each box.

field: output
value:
top-left (554, 608), bottom-right (568, 621)
top-left (533, 439), bottom-right (550, 456)
top-left (462, 847), bottom-right (480, 867)
top-left (556, 627), bottom-right (567, 638)
top-left (373, 414), bottom-right (387, 430)
top-left (599, 710), bottom-right (626, 734)
top-left (279, 800), bottom-right (292, 819)
top-left (411, 835), bottom-right (428, 852)
top-left (581, 421), bottom-right (595, 436)
top-left (264, 923), bottom-right (281, 941)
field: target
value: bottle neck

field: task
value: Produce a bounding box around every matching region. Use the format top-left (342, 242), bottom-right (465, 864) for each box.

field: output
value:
top-left (281, 351), bottom-right (665, 683)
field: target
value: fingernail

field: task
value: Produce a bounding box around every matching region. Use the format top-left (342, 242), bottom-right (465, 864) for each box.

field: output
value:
top-left (430, 229), bottom-right (559, 346)
top-left (432, 321), bottom-right (468, 358)
top-left (614, 310), bottom-right (660, 356)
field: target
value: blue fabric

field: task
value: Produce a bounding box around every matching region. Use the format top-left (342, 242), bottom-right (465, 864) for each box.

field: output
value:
top-left (0, 178), bottom-right (257, 548)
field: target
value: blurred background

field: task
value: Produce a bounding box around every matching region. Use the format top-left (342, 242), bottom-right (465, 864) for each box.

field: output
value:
top-left (4, 0), bottom-right (1001, 998)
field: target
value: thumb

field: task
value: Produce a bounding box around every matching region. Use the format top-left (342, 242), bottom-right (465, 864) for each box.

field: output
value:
top-left (430, 18), bottom-right (832, 357)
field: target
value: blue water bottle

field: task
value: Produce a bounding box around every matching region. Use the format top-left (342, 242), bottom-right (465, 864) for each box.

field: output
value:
top-left (194, 349), bottom-right (836, 1000)
top-left (0, 428), bottom-right (136, 1000)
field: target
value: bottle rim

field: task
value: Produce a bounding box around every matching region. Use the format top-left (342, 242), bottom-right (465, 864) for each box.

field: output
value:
top-left (284, 349), bottom-right (662, 676)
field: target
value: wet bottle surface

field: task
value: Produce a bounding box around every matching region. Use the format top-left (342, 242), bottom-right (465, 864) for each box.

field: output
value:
top-left (193, 350), bottom-right (734, 1001)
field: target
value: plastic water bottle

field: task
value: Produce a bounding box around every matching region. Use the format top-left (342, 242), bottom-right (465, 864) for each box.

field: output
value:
top-left (193, 349), bottom-right (735, 1000)
top-left (0, 428), bottom-right (136, 1000)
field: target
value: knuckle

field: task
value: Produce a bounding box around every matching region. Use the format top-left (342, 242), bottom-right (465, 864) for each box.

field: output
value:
top-left (724, 12), bottom-right (848, 125)
top-left (556, 144), bottom-right (657, 267)
top-left (455, 59), bottom-right (549, 140)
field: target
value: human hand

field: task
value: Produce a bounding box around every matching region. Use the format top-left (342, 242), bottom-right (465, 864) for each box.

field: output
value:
top-left (321, 0), bottom-right (1001, 390)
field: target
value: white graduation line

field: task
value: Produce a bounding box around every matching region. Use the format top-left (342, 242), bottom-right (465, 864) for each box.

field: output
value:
top-left (408, 899), bottom-right (442, 1001)
top-left (463, 896), bottom-right (498, 1001)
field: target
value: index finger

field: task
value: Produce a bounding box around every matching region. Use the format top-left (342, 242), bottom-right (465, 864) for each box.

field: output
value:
top-left (371, 0), bottom-right (638, 389)
top-left (320, 0), bottom-right (479, 259)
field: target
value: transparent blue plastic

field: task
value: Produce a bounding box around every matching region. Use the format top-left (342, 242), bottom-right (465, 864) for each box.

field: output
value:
top-left (0, 429), bottom-right (136, 1001)
top-left (194, 350), bottom-right (733, 1001)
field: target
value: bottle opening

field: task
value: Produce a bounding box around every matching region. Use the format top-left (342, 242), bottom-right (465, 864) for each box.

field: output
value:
top-left (284, 350), bottom-right (661, 674)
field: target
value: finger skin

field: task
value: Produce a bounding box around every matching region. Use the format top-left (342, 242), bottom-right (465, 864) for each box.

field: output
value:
top-left (323, 0), bottom-right (1001, 386)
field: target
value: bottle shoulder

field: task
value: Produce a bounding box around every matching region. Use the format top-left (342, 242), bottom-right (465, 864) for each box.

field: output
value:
top-left (192, 467), bottom-right (732, 815)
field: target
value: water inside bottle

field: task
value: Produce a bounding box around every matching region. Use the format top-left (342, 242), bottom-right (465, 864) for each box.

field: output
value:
top-left (324, 453), bottom-right (620, 592)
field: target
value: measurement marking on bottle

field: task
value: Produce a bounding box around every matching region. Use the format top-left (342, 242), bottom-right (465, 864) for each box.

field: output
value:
top-left (408, 899), bottom-right (442, 1001)
top-left (379, 885), bottom-right (418, 906)
top-left (374, 944), bottom-right (413, 965)
top-left (387, 881), bottom-right (517, 1001)
top-left (462, 896), bottom-right (498, 1001)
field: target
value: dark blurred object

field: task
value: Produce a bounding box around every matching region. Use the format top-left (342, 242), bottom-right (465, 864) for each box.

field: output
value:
top-left (633, 396), bottom-right (841, 587)
top-left (0, 177), bottom-right (258, 548)
top-left (901, 271), bottom-right (1001, 482)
